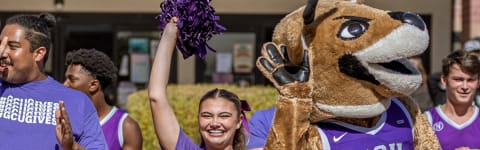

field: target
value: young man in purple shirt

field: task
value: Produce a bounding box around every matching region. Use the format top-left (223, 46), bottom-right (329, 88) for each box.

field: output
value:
top-left (0, 13), bottom-right (107, 149)
top-left (63, 49), bottom-right (143, 150)
top-left (424, 50), bottom-right (480, 149)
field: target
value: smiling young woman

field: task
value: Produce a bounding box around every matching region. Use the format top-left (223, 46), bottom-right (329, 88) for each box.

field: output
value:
top-left (197, 89), bottom-right (246, 150)
top-left (148, 18), bottom-right (248, 150)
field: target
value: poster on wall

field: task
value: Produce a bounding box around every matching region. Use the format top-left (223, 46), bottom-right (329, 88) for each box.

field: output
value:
top-left (233, 43), bottom-right (254, 73)
top-left (130, 53), bottom-right (150, 83)
top-left (119, 54), bottom-right (129, 76)
top-left (116, 81), bottom-right (137, 109)
top-left (128, 37), bottom-right (149, 53)
top-left (216, 52), bottom-right (232, 73)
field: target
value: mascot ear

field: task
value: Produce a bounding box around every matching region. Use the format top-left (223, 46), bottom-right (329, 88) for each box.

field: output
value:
top-left (303, 0), bottom-right (319, 25)
top-left (272, 0), bottom-right (335, 65)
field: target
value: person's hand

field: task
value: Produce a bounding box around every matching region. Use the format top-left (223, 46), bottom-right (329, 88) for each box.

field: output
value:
top-left (161, 17), bottom-right (179, 40)
top-left (56, 100), bottom-right (73, 150)
top-left (55, 101), bottom-right (85, 150)
top-left (256, 42), bottom-right (312, 98)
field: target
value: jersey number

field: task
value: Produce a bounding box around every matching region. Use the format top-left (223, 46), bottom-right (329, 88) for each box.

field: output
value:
top-left (373, 143), bottom-right (402, 150)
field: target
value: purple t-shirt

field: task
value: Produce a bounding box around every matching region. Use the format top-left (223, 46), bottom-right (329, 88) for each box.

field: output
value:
top-left (425, 106), bottom-right (480, 150)
top-left (247, 107), bottom-right (275, 149)
top-left (101, 107), bottom-right (128, 150)
top-left (317, 98), bottom-right (414, 150)
top-left (0, 76), bottom-right (107, 149)
top-left (175, 129), bottom-right (204, 150)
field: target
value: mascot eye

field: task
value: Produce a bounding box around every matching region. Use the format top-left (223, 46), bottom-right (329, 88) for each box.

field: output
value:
top-left (337, 21), bottom-right (369, 40)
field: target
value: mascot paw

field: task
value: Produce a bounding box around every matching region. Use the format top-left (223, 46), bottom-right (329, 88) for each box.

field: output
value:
top-left (256, 42), bottom-right (312, 98)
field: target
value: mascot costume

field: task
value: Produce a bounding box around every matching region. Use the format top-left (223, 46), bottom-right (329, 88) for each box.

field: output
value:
top-left (256, 0), bottom-right (441, 149)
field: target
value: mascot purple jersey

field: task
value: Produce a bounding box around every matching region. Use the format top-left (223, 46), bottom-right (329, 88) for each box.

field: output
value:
top-left (317, 98), bottom-right (414, 150)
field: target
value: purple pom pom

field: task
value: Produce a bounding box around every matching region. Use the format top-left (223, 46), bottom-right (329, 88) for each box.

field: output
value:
top-left (156, 0), bottom-right (226, 59)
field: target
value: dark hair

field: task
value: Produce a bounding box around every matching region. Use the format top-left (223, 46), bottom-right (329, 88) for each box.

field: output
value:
top-left (6, 13), bottom-right (56, 64)
top-left (442, 50), bottom-right (480, 77)
top-left (198, 88), bottom-right (247, 150)
top-left (65, 49), bottom-right (118, 105)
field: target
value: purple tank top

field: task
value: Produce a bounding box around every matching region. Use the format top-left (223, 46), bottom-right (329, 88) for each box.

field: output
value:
top-left (425, 106), bottom-right (480, 150)
top-left (317, 98), bottom-right (414, 150)
top-left (100, 107), bottom-right (128, 150)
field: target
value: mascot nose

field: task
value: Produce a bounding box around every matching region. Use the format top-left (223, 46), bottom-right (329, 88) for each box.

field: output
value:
top-left (388, 12), bottom-right (426, 31)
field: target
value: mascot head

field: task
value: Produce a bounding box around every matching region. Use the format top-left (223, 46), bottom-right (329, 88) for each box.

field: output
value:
top-left (272, 0), bottom-right (429, 121)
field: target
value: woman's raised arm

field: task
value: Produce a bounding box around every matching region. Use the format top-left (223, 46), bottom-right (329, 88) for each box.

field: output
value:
top-left (148, 18), bottom-right (180, 150)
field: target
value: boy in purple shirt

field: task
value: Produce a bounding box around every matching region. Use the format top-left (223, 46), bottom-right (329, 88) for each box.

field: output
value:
top-left (63, 48), bottom-right (143, 150)
top-left (424, 50), bottom-right (480, 149)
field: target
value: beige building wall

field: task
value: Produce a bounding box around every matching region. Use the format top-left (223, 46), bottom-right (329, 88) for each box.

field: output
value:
top-left (471, 0), bottom-right (480, 38)
top-left (0, 0), bottom-right (452, 82)
top-left (0, 0), bottom-right (304, 14)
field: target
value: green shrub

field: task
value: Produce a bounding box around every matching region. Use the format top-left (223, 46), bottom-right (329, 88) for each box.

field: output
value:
top-left (127, 84), bottom-right (278, 150)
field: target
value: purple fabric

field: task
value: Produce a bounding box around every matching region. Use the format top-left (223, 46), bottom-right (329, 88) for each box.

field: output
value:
top-left (317, 98), bottom-right (414, 150)
top-left (247, 107), bottom-right (275, 149)
top-left (101, 107), bottom-right (126, 150)
top-left (156, 0), bottom-right (226, 59)
top-left (426, 106), bottom-right (480, 150)
top-left (175, 129), bottom-right (204, 150)
top-left (0, 76), bottom-right (107, 149)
